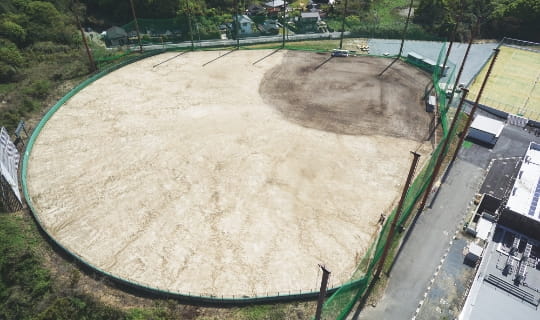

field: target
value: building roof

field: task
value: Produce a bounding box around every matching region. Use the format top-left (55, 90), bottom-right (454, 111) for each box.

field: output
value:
top-left (301, 12), bottom-right (320, 19)
top-left (471, 115), bottom-right (505, 138)
top-left (468, 242), bottom-right (484, 257)
top-left (506, 142), bottom-right (540, 222)
top-left (264, 0), bottom-right (286, 7)
top-left (105, 26), bottom-right (127, 39)
top-left (476, 218), bottom-right (493, 241)
top-left (234, 15), bottom-right (253, 24)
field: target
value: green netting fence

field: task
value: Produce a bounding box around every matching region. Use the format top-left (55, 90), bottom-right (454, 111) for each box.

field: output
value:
top-left (102, 16), bottom-right (443, 52)
top-left (319, 42), bottom-right (463, 319)
top-left (22, 35), bottom-right (463, 312)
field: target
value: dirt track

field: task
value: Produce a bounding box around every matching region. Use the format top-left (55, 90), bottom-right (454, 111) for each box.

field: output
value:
top-left (261, 51), bottom-right (431, 140)
top-left (26, 50), bottom-right (432, 297)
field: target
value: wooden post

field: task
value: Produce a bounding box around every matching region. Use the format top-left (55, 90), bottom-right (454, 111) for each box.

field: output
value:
top-left (314, 264), bottom-right (331, 320)
top-left (374, 151), bottom-right (420, 279)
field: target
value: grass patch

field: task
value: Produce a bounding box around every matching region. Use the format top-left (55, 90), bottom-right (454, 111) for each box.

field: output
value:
top-left (372, 0), bottom-right (411, 26)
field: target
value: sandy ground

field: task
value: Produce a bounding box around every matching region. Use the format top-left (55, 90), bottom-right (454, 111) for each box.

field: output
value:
top-left (27, 50), bottom-right (432, 297)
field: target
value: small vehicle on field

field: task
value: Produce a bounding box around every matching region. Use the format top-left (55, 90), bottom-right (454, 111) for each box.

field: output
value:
top-left (331, 49), bottom-right (350, 57)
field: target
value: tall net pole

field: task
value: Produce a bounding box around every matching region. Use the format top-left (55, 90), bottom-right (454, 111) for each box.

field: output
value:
top-left (128, 0), bottom-right (143, 53)
top-left (339, 0), bottom-right (348, 49)
top-left (397, 0), bottom-right (414, 58)
top-left (314, 265), bottom-right (331, 320)
top-left (235, 0), bottom-right (240, 49)
top-left (185, 0), bottom-right (194, 50)
top-left (418, 88), bottom-right (469, 212)
top-left (282, 2), bottom-right (286, 48)
top-left (440, 20), bottom-right (459, 79)
top-left (446, 20), bottom-right (478, 110)
top-left (450, 48), bottom-right (500, 164)
top-left (374, 151), bottom-right (420, 280)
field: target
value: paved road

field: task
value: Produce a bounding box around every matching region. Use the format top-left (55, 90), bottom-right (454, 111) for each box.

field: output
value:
top-left (352, 118), bottom-right (540, 320)
top-left (355, 159), bottom-right (485, 320)
top-left (137, 31), bottom-right (351, 51)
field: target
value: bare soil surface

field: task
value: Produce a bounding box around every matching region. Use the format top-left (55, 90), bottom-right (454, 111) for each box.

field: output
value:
top-left (260, 51), bottom-right (431, 140)
top-left (26, 50), bottom-right (432, 298)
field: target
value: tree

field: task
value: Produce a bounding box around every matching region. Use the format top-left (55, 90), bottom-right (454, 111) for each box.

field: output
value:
top-left (0, 38), bottom-right (24, 82)
top-left (0, 19), bottom-right (27, 45)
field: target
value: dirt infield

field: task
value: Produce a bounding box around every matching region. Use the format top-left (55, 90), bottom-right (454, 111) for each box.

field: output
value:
top-left (26, 50), bottom-right (432, 297)
top-left (261, 52), bottom-right (432, 140)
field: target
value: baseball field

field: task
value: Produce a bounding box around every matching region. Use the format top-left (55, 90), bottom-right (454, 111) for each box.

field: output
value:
top-left (25, 50), bottom-right (433, 297)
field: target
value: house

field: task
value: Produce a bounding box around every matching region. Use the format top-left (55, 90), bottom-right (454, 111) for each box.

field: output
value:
top-left (299, 11), bottom-right (321, 33)
top-left (264, 0), bottom-right (286, 14)
top-left (264, 0), bottom-right (286, 8)
top-left (104, 26), bottom-right (128, 47)
top-left (233, 15), bottom-right (255, 36)
top-left (247, 3), bottom-right (266, 16)
top-left (258, 19), bottom-right (280, 35)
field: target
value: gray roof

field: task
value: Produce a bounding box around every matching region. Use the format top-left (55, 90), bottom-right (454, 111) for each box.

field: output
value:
top-left (264, 0), bottom-right (286, 7)
top-left (301, 12), bottom-right (320, 19)
top-left (234, 15), bottom-right (253, 24)
top-left (105, 26), bottom-right (127, 39)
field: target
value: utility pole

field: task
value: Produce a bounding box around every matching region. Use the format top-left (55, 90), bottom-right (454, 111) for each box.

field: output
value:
top-left (339, 0), bottom-right (348, 49)
top-left (72, 2), bottom-right (96, 72)
top-left (450, 48), bottom-right (500, 164)
top-left (314, 265), bottom-right (331, 320)
top-left (418, 88), bottom-right (469, 212)
top-left (128, 0), bottom-right (143, 53)
top-left (374, 151), bottom-right (421, 280)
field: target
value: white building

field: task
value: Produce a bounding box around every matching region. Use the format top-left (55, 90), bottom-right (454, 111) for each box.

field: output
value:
top-left (500, 142), bottom-right (540, 240)
top-left (234, 15), bottom-right (255, 35)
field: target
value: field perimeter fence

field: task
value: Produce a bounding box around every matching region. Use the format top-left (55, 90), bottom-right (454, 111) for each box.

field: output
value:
top-left (93, 14), bottom-right (444, 66)
top-left (26, 24), bottom-right (461, 311)
top-left (500, 37), bottom-right (540, 53)
top-left (319, 42), bottom-right (463, 319)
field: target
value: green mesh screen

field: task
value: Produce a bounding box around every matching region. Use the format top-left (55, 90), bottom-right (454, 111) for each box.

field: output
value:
top-left (319, 42), bottom-right (460, 319)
